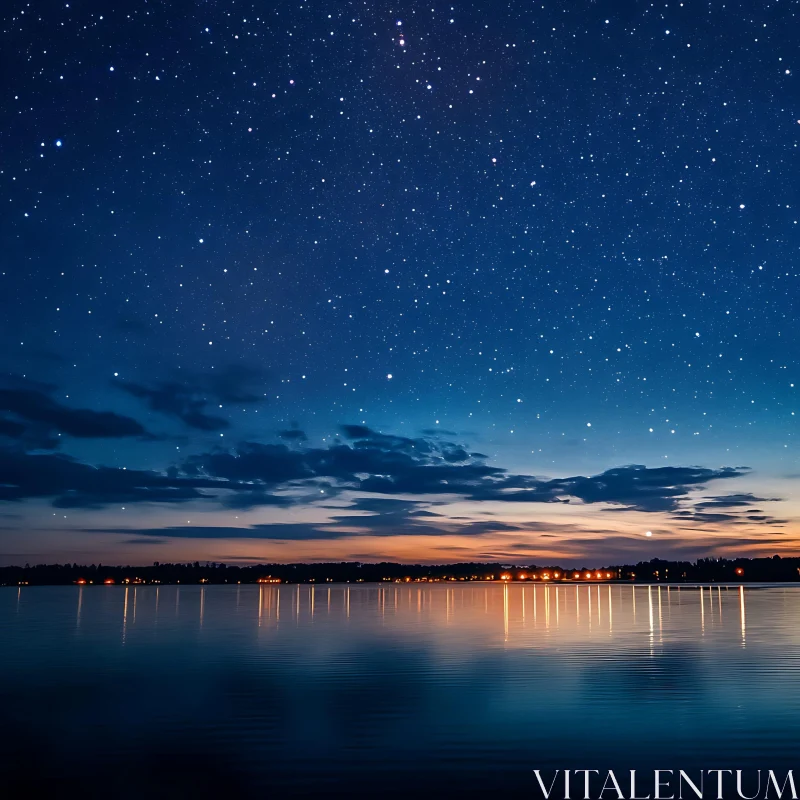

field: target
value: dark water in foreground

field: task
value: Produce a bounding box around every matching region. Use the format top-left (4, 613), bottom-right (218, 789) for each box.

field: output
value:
top-left (1, 583), bottom-right (799, 797)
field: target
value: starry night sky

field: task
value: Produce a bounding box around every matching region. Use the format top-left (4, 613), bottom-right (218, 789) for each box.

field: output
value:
top-left (1, 0), bottom-right (797, 566)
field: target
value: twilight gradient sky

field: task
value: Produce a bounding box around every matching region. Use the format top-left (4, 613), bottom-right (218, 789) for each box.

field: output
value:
top-left (0, 0), bottom-right (798, 566)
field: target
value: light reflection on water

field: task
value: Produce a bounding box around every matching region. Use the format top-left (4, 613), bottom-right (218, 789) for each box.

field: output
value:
top-left (1, 583), bottom-right (799, 796)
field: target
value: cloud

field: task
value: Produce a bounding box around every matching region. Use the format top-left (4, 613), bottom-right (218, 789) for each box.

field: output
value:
top-left (122, 381), bottom-right (227, 431)
top-left (86, 504), bottom-right (624, 544)
top-left (694, 493), bottom-right (779, 509)
top-left (119, 365), bottom-right (268, 431)
top-left (0, 418), bottom-right (26, 439)
top-left (183, 427), bottom-right (748, 514)
top-left (220, 490), bottom-right (295, 510)
top-left (674, 492), bottom-right (785, 527)
top-left (339, 424), bottom-right (436, 456)
top-left (0, 417), bottom-right (757, 538)
top-left (0, 450), bottom-right (226, 508)
top-left (0, 381), bottom-right (148, 442)
top-left (183, 442), bottom-right (311, 483)
top-left (88, 524), bottom-right (354, 541)
top-left (278, 424), bottom-right (307, 442)
top-left (323, 498), bottom-right (449, 536)
top-left (203, 365), bottom-right (267, 403)
top-left (124, 537), bottom-right (167, 545)
top-left (538, 465), bottom-right (747, 512)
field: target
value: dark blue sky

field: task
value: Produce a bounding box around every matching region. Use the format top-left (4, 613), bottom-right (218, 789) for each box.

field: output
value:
top-left (0, 0), bottom-right (797, 565)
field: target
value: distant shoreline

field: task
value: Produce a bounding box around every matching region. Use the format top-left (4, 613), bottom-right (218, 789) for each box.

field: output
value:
top-left (2, 556), bottom-right (799, 586)
top-left (5, 581), bottom-right (800, 589)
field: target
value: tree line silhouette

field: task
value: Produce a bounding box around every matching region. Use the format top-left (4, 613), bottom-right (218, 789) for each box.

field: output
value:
top-left (1, 555), bottom-right (798, 585)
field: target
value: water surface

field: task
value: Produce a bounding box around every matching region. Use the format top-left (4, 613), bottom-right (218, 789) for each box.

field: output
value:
top-left (1, 583), bottom-right (798, 797)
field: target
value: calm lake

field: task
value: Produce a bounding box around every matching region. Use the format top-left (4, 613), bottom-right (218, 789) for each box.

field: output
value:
top-left (1, 583), bottom-right (799, 797)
